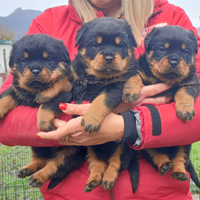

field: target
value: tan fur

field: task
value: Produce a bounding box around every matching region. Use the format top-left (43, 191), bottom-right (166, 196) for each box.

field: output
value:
top-left (86, 147), bottom-right (107, 186)
top-left (97, 36), bottom-right (102, 44)
top-left (172, 146), bottom-right (187, 174)
top-left (0, 95), bottom-right (18, 119)
top-left (146, 148), bottom-right (171, 169)
top-left (85, 53), bottom-right (129, 79)
top-left (82, 93), bottom-right (111, 130)
top-left (123, 74), bottom-right (143, 102)
top-left (37, 105), bottom-right (56, 131)
top-left (102, 144), bottom-right (123, 189)
top-left (138, 70), bottom-right (157, 84)
top-left (43, 52), bottom-right (48, 58)
top-left (115, 37), bottom-right (121, 45)
top-left (30, 149), bottom-right (69, 184)
top-left (24, 52), bottom-right (29, 58)
top-left (148, 57), bottom-right (190, 85)
top-left (174, 87), bottom-right (195, 120)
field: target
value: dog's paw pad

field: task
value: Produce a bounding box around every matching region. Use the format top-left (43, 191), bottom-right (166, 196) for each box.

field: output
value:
top-left (29, 176), bottom-right (44, 188)
top-left (18, 168), bottom-right (34, 178)
top-left (172, 172), bottom-right (189, 181)
top-left (101, 180), bottom-right (116, 190)
top-left (159, 161), bottom-right (173, 175)
top-left (84, 180), bottom-right (101, 192)
top-left (81, 119), bottom-right (100, 134)
top-left (38, 121), bottom-right (55, 132)
top-left (122, 93), bottom-right (139, 103)
top-left (177, 110), bottom-right (195, 121)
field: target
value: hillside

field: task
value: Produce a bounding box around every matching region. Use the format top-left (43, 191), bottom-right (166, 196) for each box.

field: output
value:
top-left (0, 8), bottom-right (42, 41)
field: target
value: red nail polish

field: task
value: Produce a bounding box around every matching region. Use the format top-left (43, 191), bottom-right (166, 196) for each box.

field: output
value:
top-left (59, 103), bottom-right (67, 110)
top-left (35, 135), bottom-right (41, 138)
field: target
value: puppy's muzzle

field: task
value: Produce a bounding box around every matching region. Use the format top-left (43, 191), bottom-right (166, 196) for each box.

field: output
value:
top-left (168, 55), bottom-right (180, 68)
top-left (30, 65), bottom-right (42, 76)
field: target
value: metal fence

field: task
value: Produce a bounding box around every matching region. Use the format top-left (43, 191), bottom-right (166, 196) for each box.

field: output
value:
top-left (0, 146), bottom-right (43, 200)
top-left (0, 145), bottom-right (200, 200)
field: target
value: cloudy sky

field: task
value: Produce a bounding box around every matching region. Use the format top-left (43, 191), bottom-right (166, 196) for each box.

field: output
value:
top-left (0, 0), bottom-right (199, 27)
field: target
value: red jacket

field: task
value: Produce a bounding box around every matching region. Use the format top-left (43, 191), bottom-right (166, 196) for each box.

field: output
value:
top-left (0, 0), bottom-right (199, 199)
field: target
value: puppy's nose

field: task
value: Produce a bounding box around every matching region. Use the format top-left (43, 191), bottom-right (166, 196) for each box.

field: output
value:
top-left (104, 55), bottom-right (114, 63)
top-left (30, 65), bottom-right (42, 76)
top-left (169, 55), bottom-right (179, 68)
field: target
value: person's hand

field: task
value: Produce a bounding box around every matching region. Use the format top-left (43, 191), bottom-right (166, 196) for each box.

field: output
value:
top-left (37, 83), bottom-right (172, 146)
top-left (37, 110), bottom-right (124, 146)
top-left (114, 83), bottom-right (172, 113)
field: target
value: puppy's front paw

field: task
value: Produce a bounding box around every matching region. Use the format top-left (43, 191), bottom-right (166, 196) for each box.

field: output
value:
top-left (35, 94), bottom-right (51, 104)
top-left (38, 120), bottom-right (55, 132)
top-left (122, 93), bottom-right (139, 103)
top-left (81, 118), bottom-right (100, 134)
top-left (176, 108), bottom-right (195, 121)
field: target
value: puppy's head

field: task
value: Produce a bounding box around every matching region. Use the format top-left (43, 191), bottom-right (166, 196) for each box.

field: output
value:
top-left (75, 17), bottom-right (137, 79)
top-left (9, 34), bottom-right (70, 92)
top-left (144, 25), bottom-right (198, 85)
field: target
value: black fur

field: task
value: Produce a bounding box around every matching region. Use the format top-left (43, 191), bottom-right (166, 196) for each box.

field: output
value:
top-left (71, 17), bottom-right (139, 193)
top-left (0, 34), bottom-right (87, 189)
top-left (137, 26), bottom-right (200, 187)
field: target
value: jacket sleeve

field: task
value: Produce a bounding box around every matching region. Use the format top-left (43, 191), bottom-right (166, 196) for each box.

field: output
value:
top-left (0, 9), bottom-right (70, 147)
top-left (131, 6), bottom-right (200, 150)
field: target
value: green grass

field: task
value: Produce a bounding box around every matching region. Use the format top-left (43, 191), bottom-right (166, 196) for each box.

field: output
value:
top-left (191, 141), bottom-right (200, 170)
top-left (0, 142), bottom-right (200, 198)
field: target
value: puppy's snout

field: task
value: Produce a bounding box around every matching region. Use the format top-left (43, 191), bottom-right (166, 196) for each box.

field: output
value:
top-left (30, 65), bottom-right (42, 76)
top-left (104, 55), bottom-right (114, 63)
top-left (168, 55), bottom-right (180, 68)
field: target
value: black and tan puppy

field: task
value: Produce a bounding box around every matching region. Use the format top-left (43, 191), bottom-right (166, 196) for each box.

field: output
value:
top-left (69, 17), bottom-right (141, 193)
top-left (137, 25), bottom-right (200, 187)
top-left (0, 34), bottom-right (87, 189)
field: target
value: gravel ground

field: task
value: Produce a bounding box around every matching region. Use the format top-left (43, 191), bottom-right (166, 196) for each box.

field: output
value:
top-left (193, 194), bottom-right (200, 200)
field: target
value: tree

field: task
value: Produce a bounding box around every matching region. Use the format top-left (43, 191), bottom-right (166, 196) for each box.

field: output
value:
top-left (0, 26), bottom-right (15, 40)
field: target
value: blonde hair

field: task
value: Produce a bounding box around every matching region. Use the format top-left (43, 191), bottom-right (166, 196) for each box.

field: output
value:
top-left (70, 0), bottom-right (154, 45)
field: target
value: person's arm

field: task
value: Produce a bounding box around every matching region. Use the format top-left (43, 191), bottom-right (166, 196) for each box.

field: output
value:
top-left (37, 6), bottom-right (200, 149)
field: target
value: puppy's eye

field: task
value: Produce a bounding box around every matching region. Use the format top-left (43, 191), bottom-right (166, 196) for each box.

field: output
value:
top-left (183, 50), bottom-right (189, 55)
top-left (47, 57), bottom-right (53, 62)
top-left (118, 44), bottom-right (124, 48)
top-left (159, 47), bottom-right (166, 53)
top-left (91, 43), bottom-right (99, 48)
top-left (21, 58), bottom-right (27, 63)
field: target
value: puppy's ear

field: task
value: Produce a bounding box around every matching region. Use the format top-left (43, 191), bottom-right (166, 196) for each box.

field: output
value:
top-left (144, 27), bottom-right (159, 49)
top-left (75, 23), bottom-right (87, 47)
top-left (9, 44), bottom-right (16, 68)
top-left (187, 30), bottom-right (198, 54)
top-left (120, 19), bottom-right (137, 48)
top-left (127, 26), bottom-right (137, 48)
top-left (60, 41), bottom-right (71, 64)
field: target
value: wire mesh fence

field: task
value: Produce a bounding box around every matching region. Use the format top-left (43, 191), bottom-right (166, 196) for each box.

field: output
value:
top-left (0, 145), bottom-right (43, 200)
top-left (0, 144), bottom-right (200, 199)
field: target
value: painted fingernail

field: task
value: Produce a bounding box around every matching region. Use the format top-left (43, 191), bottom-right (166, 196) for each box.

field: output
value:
top-left (35, 135), bottom-right (41, 138)
top-left (59, 103), bottom-right (67, 110)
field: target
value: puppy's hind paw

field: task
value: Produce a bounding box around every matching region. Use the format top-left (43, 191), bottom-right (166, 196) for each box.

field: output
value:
top-left (18, 168), bottom-right (35, 178)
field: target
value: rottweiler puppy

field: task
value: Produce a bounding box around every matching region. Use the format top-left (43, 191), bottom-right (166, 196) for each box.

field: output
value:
top-left (137, 25), bottom-right (200, 187)
top-left (0, 34), bottom-right (87, 189)
top-left (69, 17), bottom-right (141, 193)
